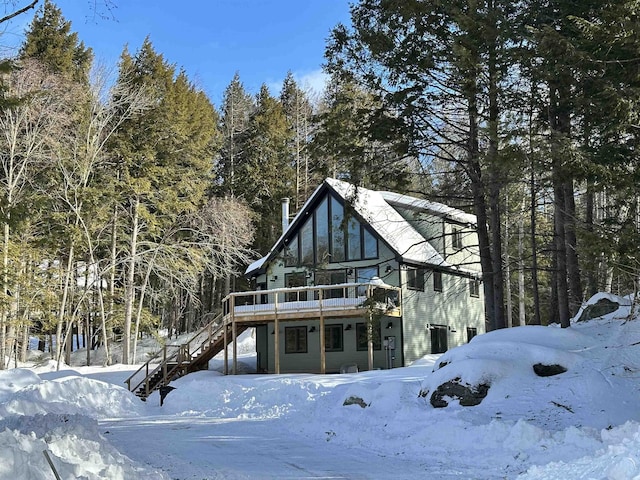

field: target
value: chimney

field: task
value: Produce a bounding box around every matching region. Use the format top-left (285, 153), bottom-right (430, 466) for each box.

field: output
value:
top-left (281, 198), bottom-right (290, 233)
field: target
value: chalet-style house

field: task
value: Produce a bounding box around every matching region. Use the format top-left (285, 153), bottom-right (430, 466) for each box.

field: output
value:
top-left (222, 178), bottom-right (485, 374)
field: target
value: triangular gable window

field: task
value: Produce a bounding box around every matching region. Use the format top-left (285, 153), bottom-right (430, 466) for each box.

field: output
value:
top-left (283, 193), bottom-right (378, 266)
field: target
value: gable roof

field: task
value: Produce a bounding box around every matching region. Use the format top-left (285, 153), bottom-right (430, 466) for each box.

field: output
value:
top-left (245, 178), bottom-right (478, 277)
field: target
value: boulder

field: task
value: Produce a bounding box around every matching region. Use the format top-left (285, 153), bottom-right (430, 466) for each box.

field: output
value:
top-left (430, 377), bottom-right (490, 408)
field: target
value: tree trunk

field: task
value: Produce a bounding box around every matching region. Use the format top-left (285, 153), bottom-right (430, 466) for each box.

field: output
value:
top-left (122, 197), bottom-right (140, 364)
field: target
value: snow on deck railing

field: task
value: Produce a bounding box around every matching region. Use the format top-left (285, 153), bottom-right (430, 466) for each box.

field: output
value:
top-left (222, 282), bottom-right (401, 320)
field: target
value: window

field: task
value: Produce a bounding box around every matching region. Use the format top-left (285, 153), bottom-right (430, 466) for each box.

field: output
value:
top-left (330, 197), bottom-right (345, 262)
top-left (315, 270), bottom-right (347, 298)
top-left (300, 218), bottom-right (314, 265)
top-left (356, 267), bottom-right (379, 296)
top-left (363, 227), bottom-right (378, 259)
top-left (284, 235), bottom-right (298, 267)
top-left (469, 278), bottom-right (480, 298)
top-left (430, 325), bottom-right (448, 354)
top-left (356, 322), bottom-right (382, 351)
top-left (285, 272), bottom-right (307, 302)
top-left (285, 326), bottom-right (307, 353)
top-left (315, 198), bottom-right (329, 263)
top-left (467, 327), bottom-right (477, 343)
top-left (325, 324), bottom-right (343, 352)
top-left (407, 267), bottom-right (425, 291)
top-left (452, 227), bottom-right (463, 250)
top-left (282, 194), bottom-right (378, 266)
top-left (346, 216), bottom-right (362, 260)
top-left (433, 271), bottom-right (443, 292)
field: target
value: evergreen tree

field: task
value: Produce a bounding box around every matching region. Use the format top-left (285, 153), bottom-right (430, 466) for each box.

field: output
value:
top-left (19, 0), bottom-right (93, 84)
top-left (237, 84), bottom-right (295, 254)
top-left (110, 38), bottom-right (219, 363)
top-left (217, 73), bottom-right (254, 196)
top-left (280, 71), bottom-right (315, 208)
top-left (311, 74), bottom-right (412, 193)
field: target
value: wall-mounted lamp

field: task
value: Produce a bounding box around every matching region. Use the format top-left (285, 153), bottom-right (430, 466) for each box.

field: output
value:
top-left (347, 268), bottom-right (353, 276)
top-left (306, 272), bottom-right (313, 279)
top-left (344, 324), bottom-right (352, 331)
top-left (270, 275), bottom-right (278, 282)
top-left (385, 265), bottom-right (393, 273)
top-left (386, 321), bottom-right (393, 329)
top-left (449, 326), bottom-right (457, 333)
top-left (309, 326), bottom-right (316, 333)
top-left (271, 329), bottom-right (275, 335)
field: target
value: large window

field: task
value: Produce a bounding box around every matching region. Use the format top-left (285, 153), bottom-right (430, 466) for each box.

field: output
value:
top-left (356, 322), bottom-right (382, 351)
top-left (300, 218), bottom-right (314, 265)
top-left (330, 197), bottom-right (346, 262)
top-left (430, 325), bottom-right (448, 354)
top-left (283, 194), bottom-right (378, 266)
top-left (325, 324), bottom-right (343, 352)
top-left (315, 198), bottom-right (329, 263)
top-left (285, 326), bottom-right (307, 353)
top-left (407, 267), bottom-right (425, 291)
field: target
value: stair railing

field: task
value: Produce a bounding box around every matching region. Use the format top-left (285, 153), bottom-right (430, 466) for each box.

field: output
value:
top-left (125, 313), bottom-right (223, 397)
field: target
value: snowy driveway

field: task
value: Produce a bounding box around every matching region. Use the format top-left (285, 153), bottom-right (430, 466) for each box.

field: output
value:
top-left (100, 414), bottom-right (458, 480)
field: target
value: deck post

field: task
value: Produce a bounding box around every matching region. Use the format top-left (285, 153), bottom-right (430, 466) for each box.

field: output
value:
top-left (367, 285), bottom-right (374, 371)
top-left (319, 288), bottom-right (325, 374)
top-left (274, 292), bottom-right (280, 374)
top-left (232, 295), bottom-right (238, 375)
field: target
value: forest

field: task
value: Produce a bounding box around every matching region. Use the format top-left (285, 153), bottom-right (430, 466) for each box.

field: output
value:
top-left (0, 0), bottom-right (639, 369)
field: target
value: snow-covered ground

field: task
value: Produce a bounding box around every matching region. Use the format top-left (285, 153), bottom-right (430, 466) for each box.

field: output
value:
top-left (3, 293), bottom-right (640, 479)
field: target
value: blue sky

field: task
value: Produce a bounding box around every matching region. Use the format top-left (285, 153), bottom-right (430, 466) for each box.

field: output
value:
top-left (3, 0), bottom-right (352, 106)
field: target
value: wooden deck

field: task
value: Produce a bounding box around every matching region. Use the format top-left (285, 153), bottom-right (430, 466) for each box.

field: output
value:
top-left (222, 282), bottom-right (402, 374)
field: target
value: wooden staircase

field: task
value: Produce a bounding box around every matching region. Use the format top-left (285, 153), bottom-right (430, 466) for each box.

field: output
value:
top-left (124, 314), bottom-right (248, 400)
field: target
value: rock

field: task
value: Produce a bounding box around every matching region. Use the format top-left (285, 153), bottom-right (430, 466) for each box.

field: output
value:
top-left (343, 395), bottom-right (369, 408)
top-left (430, 377), bottom-right (490, 408)
top-left (577, 298), bottom-right (620, 322)
top-left (533, 363), bottom-right (567, 377)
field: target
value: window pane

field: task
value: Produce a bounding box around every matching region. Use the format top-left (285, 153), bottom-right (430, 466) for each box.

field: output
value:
top-left (363, 227), bottom-right (378, 259)
top-left (285, 326), bottom-right (307, 353)
top-left (356, 267), bottom-right (378, 296)
top-left (430, 325), bottom-right (448, 354)
top-left (407, 267), bottom-right (425, 291)
top-left (433, 271), bottom-right (443, 292)
top-left (356, 322), bottom-right (381, 351)
top-left (316, 198), bottom-right (329, 263)
top-left (300, 217), bottom-right (314, 265)
top-left (330, 197), bottom-right (345, 262)
top-left (316, 270), bottom-right (347, 298)
top-left (324, 324), bottom-right (343, 352)
top-left (284, 235), bottom-right (298, 267)
top-left (347, 216), bottom-right (361, 260)
top-left (285, 272), bottom-right (307, 302)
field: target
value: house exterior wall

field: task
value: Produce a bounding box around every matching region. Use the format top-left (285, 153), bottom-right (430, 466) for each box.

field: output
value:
top-left (400, 268), bottom-right (484, 365)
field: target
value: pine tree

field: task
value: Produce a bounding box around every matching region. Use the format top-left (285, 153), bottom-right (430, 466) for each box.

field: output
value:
top-left (217, 73), bottom-right (254, 196)
top-left (110, 38), bottom-right (219, 363)
top-left (280, 72), bottom-right (315, 209)
top-left (237, 84), bottom-right (295, 254)
top-left (19, 0), bottom-right (93, 84)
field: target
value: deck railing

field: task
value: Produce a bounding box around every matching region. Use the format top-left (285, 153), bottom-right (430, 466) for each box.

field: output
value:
top-left (222, 282), bottom-right (401, 321)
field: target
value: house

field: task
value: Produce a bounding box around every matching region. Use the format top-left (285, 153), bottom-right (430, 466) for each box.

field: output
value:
top-left (221, 178), bottom-right (485, 374)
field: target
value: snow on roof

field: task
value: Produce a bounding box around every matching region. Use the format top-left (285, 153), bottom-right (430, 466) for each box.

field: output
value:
top-left (246, 178), bottom-right (478, 276)
top-left (325, 178), bottom-right (447, 267)
top-left (380, 190), bottom-right (477, 226)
